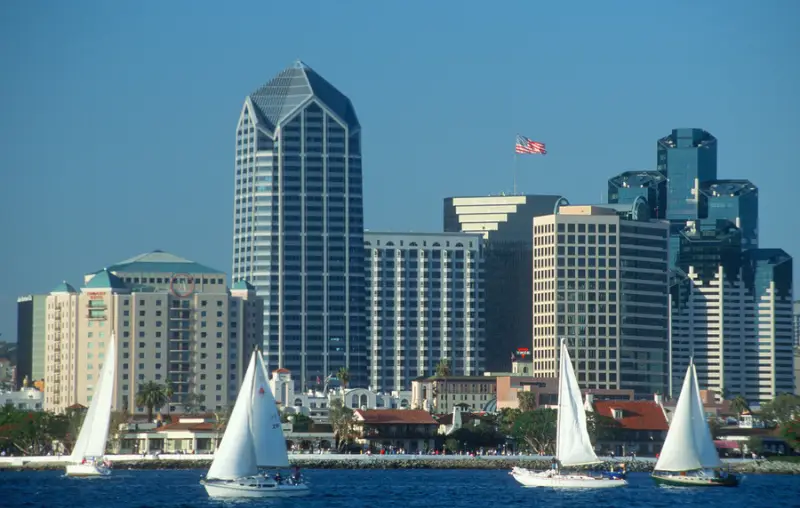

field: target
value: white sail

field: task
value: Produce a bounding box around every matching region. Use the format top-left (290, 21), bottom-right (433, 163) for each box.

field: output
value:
top-left (253, 354), bottom-right (290, 468)
top-left (207, 352), bottom-right (259, 480)
top-left (655, 362), bottom-right (721, 471)
top-left (71, 332), bottom-right (117, 461)
top-left (556, 339), bottom-right (600, 467)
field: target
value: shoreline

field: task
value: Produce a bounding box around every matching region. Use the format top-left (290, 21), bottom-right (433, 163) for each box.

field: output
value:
top-left (1, 455), bottom-right (797, 474)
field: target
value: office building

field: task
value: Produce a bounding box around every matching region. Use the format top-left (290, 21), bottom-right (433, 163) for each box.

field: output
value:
top-left (657, 128), bottom-right (718, 221)
top-left (700, 179), bottom-right (758, 249)
top-left (231, 60), bottom-right (366, 391)
top-left (670, 236), bottom-right (794, 403)
top-left (16, 294), bottom-right (48, 387)
top-left (443, 194), bottom-right (569, 372)
top-left (607, 170), bottom-right (667, 220)
top-left (364, 232), bottom-right (485, 391)
top-left (794, 300), bottom-right (800, 348)
top-left (44, 251), bottom-right (262, 414)
top-left (531, 204), bottom-right (670, 396)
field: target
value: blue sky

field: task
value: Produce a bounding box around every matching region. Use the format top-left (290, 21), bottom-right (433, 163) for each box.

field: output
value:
top-left (1, 1), bottom-right (798, 342)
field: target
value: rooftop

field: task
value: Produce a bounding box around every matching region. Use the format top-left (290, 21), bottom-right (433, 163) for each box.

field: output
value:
top-left (248, 60), bottom-right (359, 132)
top-left (354, 409), bottom-right (437, 425)
top-left (84, 269), bottom-right (128, 290)
top-left (231, 280), bottom-right (256, 291)
top-left (593, 400), bottom-right (668, 431)
top-left (701, 179), bottom-right (757, 197)
top-left (89, 250), bottom-right (222, 277)
top-left (51, 281), bottom-right (77, 294)
top-left (608, 170), bottom-right (666, 188)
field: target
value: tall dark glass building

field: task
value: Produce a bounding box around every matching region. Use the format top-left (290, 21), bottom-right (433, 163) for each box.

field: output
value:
top-left (700, 179), bottom-right (758, 249)
top-left (232, 61), bottom-right (366, 390)
top-left (443, 194), bottom-right (568, 372)
top-left (607, 170), bottom-right (667, 219)
top-left (657, 128), bottom-right (717, 221)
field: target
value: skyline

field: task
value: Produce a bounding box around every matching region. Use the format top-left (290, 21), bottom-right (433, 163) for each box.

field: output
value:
top-left (2, 1), bottom-right (799, 342)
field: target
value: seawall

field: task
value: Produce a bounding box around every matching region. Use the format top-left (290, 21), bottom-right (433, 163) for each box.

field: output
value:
top-left (1, 454), bottom-right (797, 474)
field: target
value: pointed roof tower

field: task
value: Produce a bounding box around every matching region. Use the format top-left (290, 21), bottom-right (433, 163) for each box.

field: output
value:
top-left (247, 60), bottom-right (359, 133)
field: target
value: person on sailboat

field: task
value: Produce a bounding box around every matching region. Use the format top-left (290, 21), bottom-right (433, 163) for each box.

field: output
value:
top-left (293, 466), bottom-right (302, 483)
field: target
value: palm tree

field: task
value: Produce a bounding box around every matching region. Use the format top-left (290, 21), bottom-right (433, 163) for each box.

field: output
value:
top-left (164, 381), bottom-right (174, 418)
top-left (435, 358), bottom-right (452, 377)
top-left (337, 367), bottom-right (350, 395)
top-left (730, 395), bottom-right (750, 417)
top-left (135, 381), bottom-right (168, 422)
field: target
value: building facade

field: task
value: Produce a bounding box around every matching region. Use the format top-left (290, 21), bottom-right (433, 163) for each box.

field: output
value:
top-left (531, 204), bottom-right (670, 396)
top-left (364, 232), bottom-right (485, 391)
top-left (231, 61), bottom-right (366, 391)
top-left (44, 251), bottom-right (262, 414)
top-left (16, 294), bottom-right (47, 387)
top-left (793, 300), bottom-right (800, 348)
top-left (443, 194), bottom-right (568, 372)
top-left (670, 244), bottom-right (794, 403)
top-left (657, 128), bottom-right (718, 222)
top-left (607, 170), bottom-right (667, 220)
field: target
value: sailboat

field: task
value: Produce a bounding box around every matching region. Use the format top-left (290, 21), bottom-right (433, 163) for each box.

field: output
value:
top-left (65, 331), bottom-right (116, 477)
top-left (510, 339), bottom-right (627, 488)
top-left (652, 360), bottom-right (739, 487)
top-left (201, 350), bottom-right (310, 498)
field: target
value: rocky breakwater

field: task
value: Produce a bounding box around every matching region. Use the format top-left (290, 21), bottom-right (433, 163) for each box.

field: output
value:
top-left (731, 459), bottom-right (800, 475)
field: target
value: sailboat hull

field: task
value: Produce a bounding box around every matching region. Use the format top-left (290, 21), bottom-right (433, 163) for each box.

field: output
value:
top-left (510, 468), bottom-right (627, 488)
top-left (652, 473), bottom-right (739, 487)
top-left (201, 477), bottom-right (310, 498)
top-left (65, 463), bottom-right (111, 477)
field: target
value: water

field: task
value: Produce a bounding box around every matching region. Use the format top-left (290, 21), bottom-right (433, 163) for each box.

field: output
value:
top-left (1, 470), bottom-right (799, 508)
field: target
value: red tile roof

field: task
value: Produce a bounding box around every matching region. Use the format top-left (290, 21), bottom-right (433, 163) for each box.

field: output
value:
top-left (273, 368), bottom-right (290, 373)
top-left (156, 421), bottom-right (216, 432)
top-left (593, 401), bottom-right (668, 431)
top-left (354, 409), bottom-right (437, 425)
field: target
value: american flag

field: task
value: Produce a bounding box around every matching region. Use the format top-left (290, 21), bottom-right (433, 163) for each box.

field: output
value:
top-left (516, 134), bottom-right (547, 155)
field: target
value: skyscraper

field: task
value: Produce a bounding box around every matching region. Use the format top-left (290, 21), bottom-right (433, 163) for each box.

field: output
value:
top-left (607, 170), bottom-right (667, 220)
top-left (231, 61), bottom-right (366, 390)
top-left (443, 194), bottom-right (569, 372)
top-left (657, 128), bottom-right (718, 221)
top-left (700, 179), bottom-right (758, 249)
top-left (531, 204), bottom-right (669, 396)
top-left (16, 294), bottom-right (47, 387)
top-left (364, 232), bottom-right (485, 391)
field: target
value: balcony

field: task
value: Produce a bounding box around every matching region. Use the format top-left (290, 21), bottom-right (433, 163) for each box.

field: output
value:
top-left (86, 313), bottom-right (107, 321)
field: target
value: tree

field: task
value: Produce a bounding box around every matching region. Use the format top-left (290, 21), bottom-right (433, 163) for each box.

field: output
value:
top-left (182, 393), bottom-right (206, 415)
top-left (164, 382), bottom-right (175, 416)
top-left (213, 404), bottom-right (234, 450)
top-left (511, 408), bottom-right (557, 454)
top-left (0, 404), bottom-right (69, 455)
top-left (585, 411), bottom-right (621, 444)
top-left (329, 398), bottom-right (356, 451)
top-left (135, 381), bottom-right (168, 421)
top-left (281, 412), bottom-right (314, 432)
top-left (780, 418), bottom-right (800, 451)
top-left (497, 408), bottom-right (522, 435)
top-left (435, 359), bottom-right (452, 377)
top-left (729, 395), bottom-right (750, 416)
top-left (336, 368), bottom-right (350, 393)
top-left (107, 411), bottom-right (129, 453)
top-left (450, 422), bottom-right (505, 452)
top-left (706, 418), bottom-right (724, 440)
top-left (760, 394), bottom-right (800, 426)
top-left (517, 391), bottom-right (537, 412)
top-left (746, 435), bottom-right (764, 454)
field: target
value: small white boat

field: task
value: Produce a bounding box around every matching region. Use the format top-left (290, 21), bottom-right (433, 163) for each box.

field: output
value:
top-left (201, 350), bottom-right (309, 498)
top-left (510, 339), bottom-right (627, 489)
top-left (65, 333), bottom-right (116, 478)
top-left (651, 360), bottom-right (739, 487)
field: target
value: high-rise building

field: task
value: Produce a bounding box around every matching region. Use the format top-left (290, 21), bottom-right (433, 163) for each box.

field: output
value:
top-left (364, 232), bottom-right (485, 391)
top-left (231, 61), bottom-right (366, 391)
top-left (531, 204), bottom-right (670, 396)
top-left (44, 251), bottom-right (262, 414)
top-left (607, 170), bottom-right (667, 220)
top-left (794, 300), bottom-right (800, 348)
top-left (16, 294), bottom-right (47, 386)
top-left (670, 240), bottom-right (793, 403)
top-left (443, 194), bottom-right (569, 371)
top-left (700, 179), bottom-right (758, 249)
top-left (657, 128), bottom-right (718, 221)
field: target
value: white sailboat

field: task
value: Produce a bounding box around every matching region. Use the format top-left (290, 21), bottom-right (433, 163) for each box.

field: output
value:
top-left (652, 360), bottom-right (739, 487)
top-left (65, 332), bottom-right (116, 477)
top-left (510, 339), bottom-right (627, 488)
top-left (201, 350), bottom-right (309, 498)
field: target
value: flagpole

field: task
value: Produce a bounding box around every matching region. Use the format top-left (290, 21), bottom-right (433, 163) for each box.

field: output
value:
top-left (513, 151), bottom-right (518, 195)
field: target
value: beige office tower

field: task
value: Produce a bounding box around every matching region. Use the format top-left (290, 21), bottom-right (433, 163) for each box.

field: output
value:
top-left (532, 203), bottom-right (670, 396)
top-left (44, 251), bottom-right (263, 415)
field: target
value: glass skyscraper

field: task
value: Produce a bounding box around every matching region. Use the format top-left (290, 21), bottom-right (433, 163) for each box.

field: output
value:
top-left (232, 61), bottom-right (366, 391)
top-left (700, 179), bottom-right (758, 249)
top-left (657, 128), bottom-right (717, 221)
top-left (607, 170), bottom-right (667, 220)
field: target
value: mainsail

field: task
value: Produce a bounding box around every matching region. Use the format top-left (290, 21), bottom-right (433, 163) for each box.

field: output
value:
top-left (207, 352), bottom-right (259, 480)
top-left (556, 339), bottom-right (600, 467)
top-left (70, 332), bottom-right (117, 461)
top-left (253, 353), bottom-right (290, 468)
top-left (654, 362), bottom-right (722, 471)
